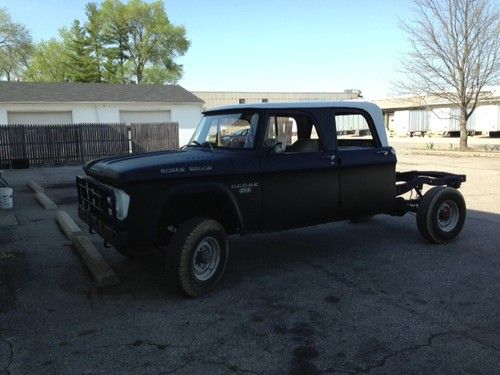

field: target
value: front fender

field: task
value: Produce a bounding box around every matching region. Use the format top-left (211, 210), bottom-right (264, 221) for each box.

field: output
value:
top-left (160, 182), bottom-right (244, 231)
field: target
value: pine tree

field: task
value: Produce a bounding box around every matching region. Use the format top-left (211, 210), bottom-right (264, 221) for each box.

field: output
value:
top-left (61, 20), bottom-right (100, 82)
top-left (84, 3), bottom-right (105, 82)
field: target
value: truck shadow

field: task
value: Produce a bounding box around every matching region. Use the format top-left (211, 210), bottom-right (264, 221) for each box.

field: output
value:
top-left (90, 208), bottom-right (498, 299)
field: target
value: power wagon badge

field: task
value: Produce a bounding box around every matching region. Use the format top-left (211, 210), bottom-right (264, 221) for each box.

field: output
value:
top-left (160, 165), bottom-right (213, 174)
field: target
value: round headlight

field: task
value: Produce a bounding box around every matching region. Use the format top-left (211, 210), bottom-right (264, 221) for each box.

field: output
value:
top-left (111, 188), bottom-right (130, 220)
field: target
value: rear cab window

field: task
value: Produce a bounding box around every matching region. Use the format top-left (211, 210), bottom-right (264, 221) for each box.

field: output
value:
top-left (335, 111), bottom-right (380, 149)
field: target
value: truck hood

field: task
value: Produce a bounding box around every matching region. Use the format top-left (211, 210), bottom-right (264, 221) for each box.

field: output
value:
top-left (84, 149), bottom-right (234, 184)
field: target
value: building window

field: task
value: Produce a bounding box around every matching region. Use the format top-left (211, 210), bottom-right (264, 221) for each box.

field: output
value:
top-left (239, 98), bottom-right (245, 104)
top-left (262, 98), bottom-right (268, 103)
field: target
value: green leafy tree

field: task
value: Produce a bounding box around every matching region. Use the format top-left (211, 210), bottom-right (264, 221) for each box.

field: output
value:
top-left (23, 39), bottom-right (70, 82)
top-left (0, 8), bottom-right (32, 81)
top-left (100, 0), bottom-right (189, 84)
top-left (20, 0), bottom-right (189, 84)
top-left (142, 65), bottom-right (181, 84)
top-left (61, 20), bottom-right (100, 82)
top-left (100, 0), bottom-right (131, 83)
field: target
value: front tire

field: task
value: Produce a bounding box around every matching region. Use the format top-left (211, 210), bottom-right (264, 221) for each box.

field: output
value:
top-left (417, 187), bottom-right (466, 243)
top-left (165, 218), bottom-right (228, 297)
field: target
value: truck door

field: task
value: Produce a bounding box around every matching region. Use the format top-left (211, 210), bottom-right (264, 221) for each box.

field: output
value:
top-left (259, 111), bottom-right (340, 229)
top-left (334, 109), bottom-right (396, 216)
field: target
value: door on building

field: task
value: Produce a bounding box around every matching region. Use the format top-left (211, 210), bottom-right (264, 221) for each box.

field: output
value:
top-left (119, 110), bottom-right (171, 124)
top-left (7, 111), bottom-right (73, 125)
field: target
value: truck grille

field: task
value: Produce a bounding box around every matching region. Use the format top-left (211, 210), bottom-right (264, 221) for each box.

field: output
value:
top-left (76, 176), bottom-right (116, 223)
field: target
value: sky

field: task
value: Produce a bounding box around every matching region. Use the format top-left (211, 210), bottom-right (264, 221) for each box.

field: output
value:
top-left (0, 0), bottom-right (415, 99)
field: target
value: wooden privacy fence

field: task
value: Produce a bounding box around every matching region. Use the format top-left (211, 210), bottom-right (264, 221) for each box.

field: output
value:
top-left (0, 122), bottom-right (179, 167)
top-left (130, 122), bottom-right (179, 154)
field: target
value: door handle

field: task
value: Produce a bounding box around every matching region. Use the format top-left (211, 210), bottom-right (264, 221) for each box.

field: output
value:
top-left (321, 154), bottom-right (336, 164)
top-left (375, 150), bottom-right (389, 156)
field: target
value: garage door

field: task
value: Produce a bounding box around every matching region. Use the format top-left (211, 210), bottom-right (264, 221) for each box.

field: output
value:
top-left (7, 111), bottom-right (73, 125)
top-left (119, 110), bottom-right (171, 124)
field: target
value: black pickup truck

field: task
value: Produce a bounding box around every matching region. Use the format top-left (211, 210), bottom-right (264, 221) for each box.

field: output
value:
top-left (77, 102), bottom-right (466, 297)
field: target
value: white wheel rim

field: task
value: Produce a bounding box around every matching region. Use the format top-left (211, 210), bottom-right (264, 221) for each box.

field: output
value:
top-left (192, 236), bottom-right (221, 281)
top-left (437, 200), bottom-right (460, 232)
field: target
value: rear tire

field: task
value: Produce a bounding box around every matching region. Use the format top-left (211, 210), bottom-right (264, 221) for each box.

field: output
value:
top-left (417, 187), bottom-right (466, 243)
top-left (165, 218), bottom-right (228, 297)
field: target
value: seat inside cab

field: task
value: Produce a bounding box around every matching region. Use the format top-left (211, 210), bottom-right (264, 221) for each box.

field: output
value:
top-left (266, 113), bottom-right (324, 153)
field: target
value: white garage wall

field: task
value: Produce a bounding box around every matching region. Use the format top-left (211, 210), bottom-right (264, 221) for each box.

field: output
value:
top-left (171, 104), bottom-right (203, 146)
top-left (72, 105), bottom-right (98, 123)
top-left (97, 106), bottom-right (119, 123)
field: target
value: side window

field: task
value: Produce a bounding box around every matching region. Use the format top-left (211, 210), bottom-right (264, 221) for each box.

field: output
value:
top-left (335, 113), bottom-right (377, 149)
top-left (264, 116), bottom-right (295, 148)
top-left (264, 114), bottom-right (323, 153)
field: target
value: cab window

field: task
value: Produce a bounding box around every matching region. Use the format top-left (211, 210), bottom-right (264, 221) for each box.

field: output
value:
top-left (188, 112), bottom-right (259, 149)
top-left (335, 113), bottom-right (377, 149)
top-left (264, 113), bottom-right (323, 153)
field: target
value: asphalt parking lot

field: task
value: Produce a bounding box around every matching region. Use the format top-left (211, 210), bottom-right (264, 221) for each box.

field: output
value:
top-left (0, 153), bottom-right (499, 374)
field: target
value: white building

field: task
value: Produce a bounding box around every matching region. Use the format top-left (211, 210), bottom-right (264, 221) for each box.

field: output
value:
top-left (193, 90), bottom-right (362, 110)
top-left (374, 87), bottom-right (500, 136)
top-left (0, 82), bottom-right (204, 146)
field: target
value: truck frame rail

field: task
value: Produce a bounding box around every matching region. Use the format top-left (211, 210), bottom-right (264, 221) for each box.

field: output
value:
top-left (396, 170), bottom-right (466, 197)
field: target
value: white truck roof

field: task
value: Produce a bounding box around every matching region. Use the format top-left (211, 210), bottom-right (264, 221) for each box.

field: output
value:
top-left (206, 101), bottom-right (389, 147)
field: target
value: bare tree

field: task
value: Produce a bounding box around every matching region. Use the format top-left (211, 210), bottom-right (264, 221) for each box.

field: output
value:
top-left (399, 0), bottom-right (499, 150)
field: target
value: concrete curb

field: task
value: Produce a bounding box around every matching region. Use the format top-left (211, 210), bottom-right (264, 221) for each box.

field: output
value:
top-left (73, 235), bottom-right (121, 287)
top-left (35, 191), bottom-right (57, 209)
top-left (55, 210), bottom-right (120, 287)
top-left (397, 149), bottom-right (500, 158)
top-left (28, 180), bottom-right (44, 193)
top-left (56, 210), bottom-right (83, 241)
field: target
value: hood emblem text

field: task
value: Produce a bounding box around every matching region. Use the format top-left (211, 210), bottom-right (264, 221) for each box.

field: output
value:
top-left (160, 165), bottom-right (213, 174)
top-left (161, 167), bottom-right (186, 174)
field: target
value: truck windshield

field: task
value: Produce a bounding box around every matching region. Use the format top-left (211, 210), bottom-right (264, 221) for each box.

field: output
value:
top-left (188, 112), bottom-right (259, 149)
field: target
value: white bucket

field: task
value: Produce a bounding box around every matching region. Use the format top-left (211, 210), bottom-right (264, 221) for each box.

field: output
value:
top-left (0, 187), bottom-right (13, 209)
